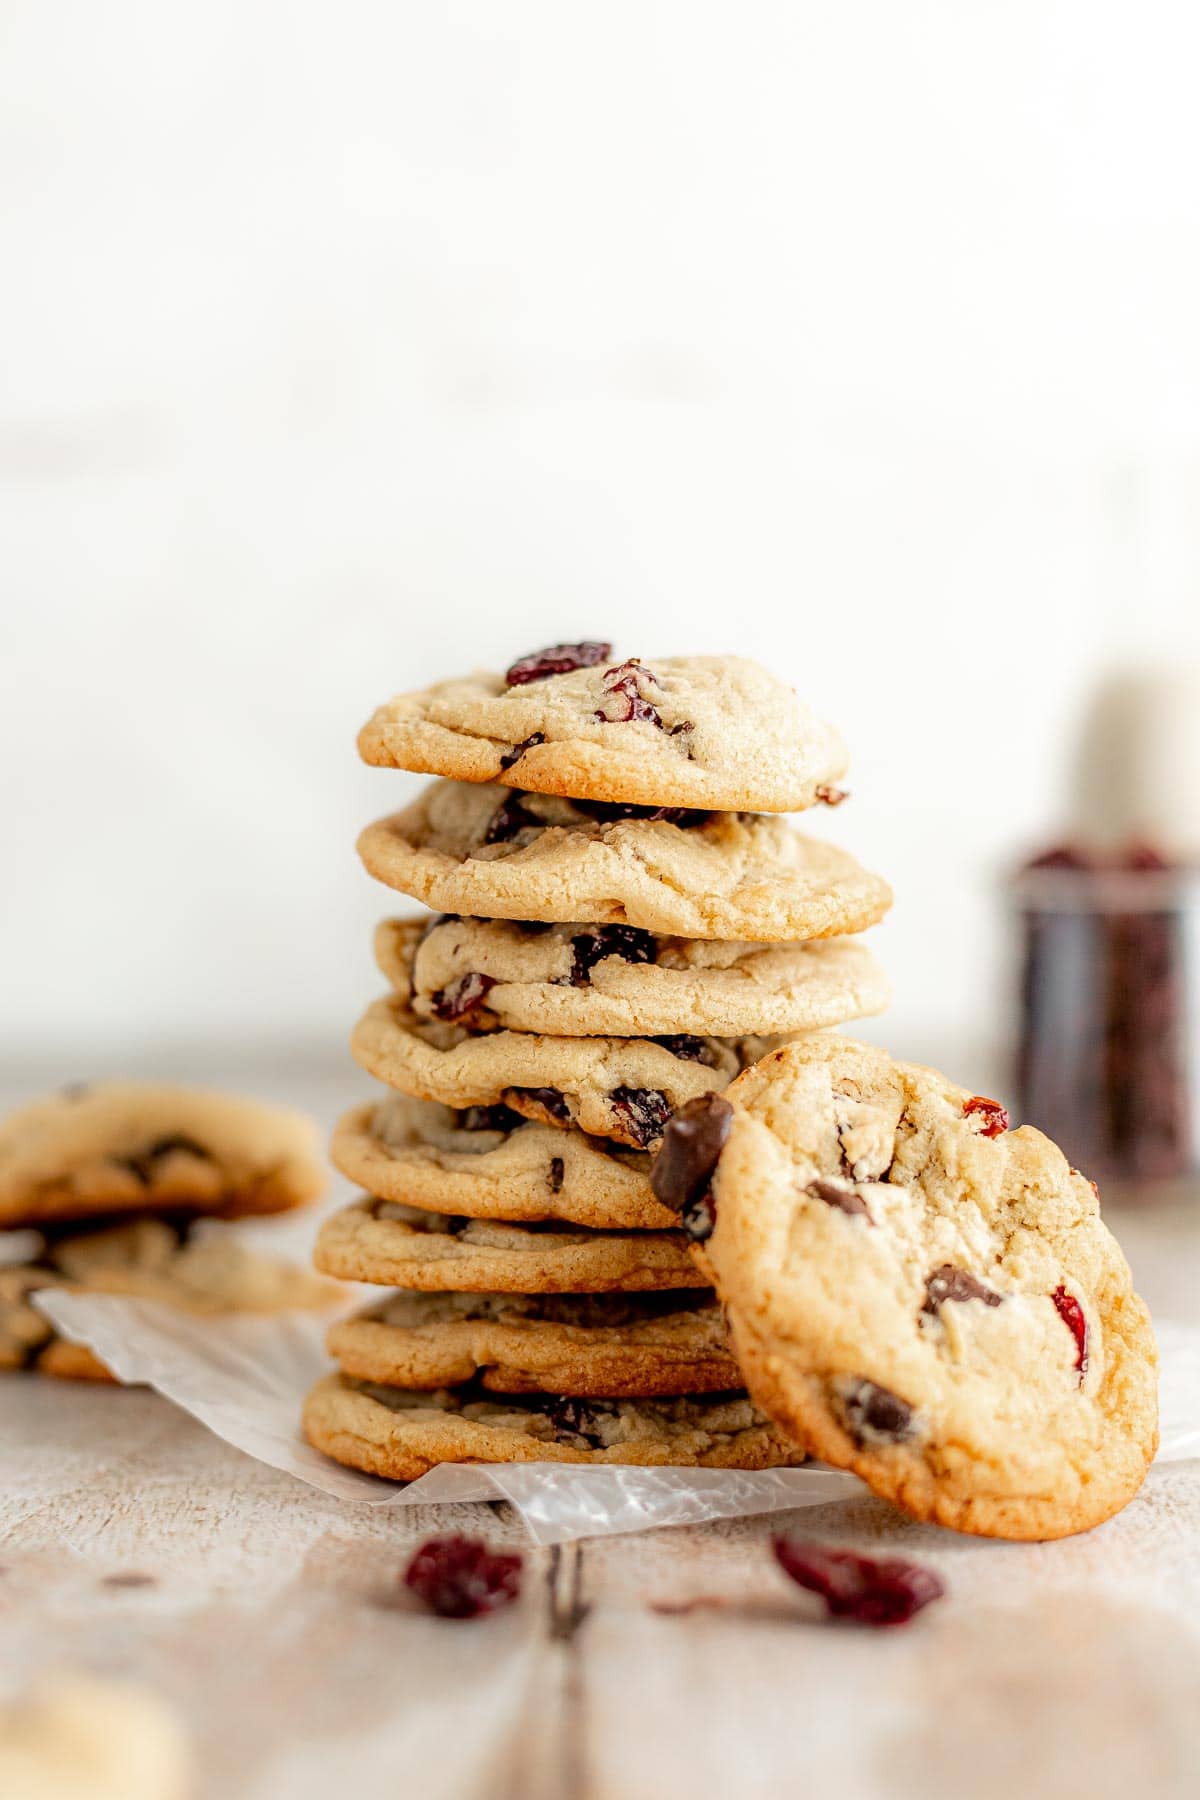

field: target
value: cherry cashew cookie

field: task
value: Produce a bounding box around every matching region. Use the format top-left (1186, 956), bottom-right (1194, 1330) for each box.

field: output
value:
top-left (357, 649), bottom-right (847, 813)
top-left (376, 914), bottom-right (890, 1040)
top-left (651, 1036), bottom-right (1158, 1541)
top-left (357, 781), bottom-right (891, 942)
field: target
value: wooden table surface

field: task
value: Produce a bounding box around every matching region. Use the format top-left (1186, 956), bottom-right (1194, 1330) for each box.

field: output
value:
top-left (2, 1070), bottom-right (1199, 1800)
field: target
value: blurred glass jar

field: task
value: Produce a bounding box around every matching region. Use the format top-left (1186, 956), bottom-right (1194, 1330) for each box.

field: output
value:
top-left (1014, 847), bottom-right (1199, 1199)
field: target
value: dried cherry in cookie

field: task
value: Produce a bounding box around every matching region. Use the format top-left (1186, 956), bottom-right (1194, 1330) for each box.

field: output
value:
top-left (963, 1095), bottom-right (1010, 1137)
top-left (592, 658), bottom-right (667, 727)
top-left (610, 1087), bottom-right (671, 1148)
top-left (505, 642), bottom-right (612, 685)
top-left (429, 972), bottom-right (497, 1023)
top-left (1052, 1286), bottom-right (1088, 1379)
top-left (568, 924), bottom-right (657, 986)
top-left (499, 731), bottom-right (546, 770)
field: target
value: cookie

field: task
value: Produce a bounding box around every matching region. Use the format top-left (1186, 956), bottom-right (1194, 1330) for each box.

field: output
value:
top-left (378, 914), bottom-right (890, 1039)
top-left (0, 1217), bottom-right (341, 1380)
top-left (328, 1288), bottom-right (739, 1396)
top-left (303, 1372), bottom-right (809, 1478)
top-left (351, 990), bottom-right (785, 1148)
top-left (357, 649), bottom-right (848, 814)
top-left (357, 782), bottom-right (892, 942)
top-left (654, 1036), bottom-right (1158, 1541)
top-left (314, 1196), bottom-right (697, 1292)
top-left (0, 1082), bottom-right (326, 1229)
top-left (331, 1095), bottom-right (675, 1229)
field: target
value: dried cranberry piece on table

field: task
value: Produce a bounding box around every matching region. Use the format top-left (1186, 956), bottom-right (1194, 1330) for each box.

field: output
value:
top-left (404, 1534), bottom-right (523, 1618)
top-left (505, 642), bottom-right (612, 686)
top-left (773, 1539), bottom-right (944, 1628)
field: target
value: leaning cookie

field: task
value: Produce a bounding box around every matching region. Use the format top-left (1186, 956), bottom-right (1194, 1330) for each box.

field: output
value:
top-left (331, 1096), bottom-right (675, 1229)
top-left (378, 915), bottom-right (890, 1040)
top-left (314, 1197), bottom-right (698, 1292)
top-left (358, 782), bottom-right (892, 942)
top-left (0, 1082), bottom-right (325, 1229)
top-left (652, 1037), bottom-right (1158, 1541)
top-left (357, 648), bottom-right (848, 814)
top-left (328, 1289), bottom-right (739, 1396)
top-left (351, 991), bottom-right (784, 1149)
top-left (303, 1373), bottom-right (809, 1478)
top-left (1, 1217), bottom-right (342, 1381)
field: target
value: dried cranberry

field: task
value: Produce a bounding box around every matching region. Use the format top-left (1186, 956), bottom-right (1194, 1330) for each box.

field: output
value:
top-left (815, 784), bottom-right (849, 807)
top-left (835, 1378), bottom-right (917, 1447)
top-left (923, 1265), bottom-right (1002, 1312)
top-left (653, 1034), bottom-right (719, 1066)
top-left (499, 731), bottom-right (545, 771)
top-left (549, 1157), bottom-right (565, 1193)
top-left (773, 1539), bottom-right (944, 1628)
top-left (119, 1135), bottom-right (209, 1184)
top-left (547, 1396), bottom-right (614, 1449)
top-left (807, 1177), bottom-right (873, 1222)
top-left (571, 798), bottom-right (711, 829)
top-left (610, 1087), bottom-right (671, 1147)
top-left (569, 925), bottom-right (657, 986)
top-left (458, 1104), bottom-right (522, 1133)
top-left (651, 1093), bottom-right (734, 1215)
top-left (404, 1534), bottom-right (524, 1618)
top-left (1121, 840), bottom-right (1172, 873)
top-left (483, 793), bottom-right (540, 846)
top-left (430, 972), bottom-right (497, 1023)
top-left (505, 642), bottom-right (612, 686)
top-left (963, 1095), bottom-right (1010, 1137)
top-left (509, 1086), bottom-right (572, 1124)
top-left (1023, 843), bottom-right (1094, 872)
top-left (592, 658), bottom-right (664, 726)
top-left (1052, 1285), bottom-right (1088, 1380)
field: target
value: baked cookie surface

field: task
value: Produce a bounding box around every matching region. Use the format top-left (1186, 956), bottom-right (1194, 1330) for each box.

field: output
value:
top-left (331, 1096), bottom-right (673, 1229)
top-left (378, 914), bottom-right (890, 1039)
top-left (662, 1036), bottom-right (1158, 1541)
top-left (0, 1216), bottom-right (340, 1380)
top-left (303, 1371), bottom-right (809, 1478)
top-left (314, 1196), bottom-right (697, 1293)
top-left (358, 782), bottom-right (892, 942)
top-left (0, 1082), bottom-right (325, 1228)
top-left (357, 650), bottom-right (848, 813)
top-left (351, 990), bottom-right (785, 1148)
top-left (328, 1288), bottom-right (737, 1396)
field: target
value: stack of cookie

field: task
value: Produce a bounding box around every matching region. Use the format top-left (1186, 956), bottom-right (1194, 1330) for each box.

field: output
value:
top-left (0, 1081), bottom-right (335, 1380)
top-left (304, 645), bottom-right (893, 1478)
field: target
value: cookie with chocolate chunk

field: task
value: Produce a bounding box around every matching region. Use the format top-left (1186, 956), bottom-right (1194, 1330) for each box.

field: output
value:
top-left (351, 989), bottom-right (785, 1149)
top-left (331, 1096), bottom-right (674, 1229)
top-left (303, 1372), bottom-right (808, 1479)
top-left (314, 1196), bottom-right (697, 1293)
top-left (0, 1083), bottom-right (325, 1228)
top-left (328, 1288), bottom-right (738, 1396)
top-left (357, 781), bottom-right (891, 943)
top-left (652, 1036), bottom-right (1158, 1541)
top-left (358, 650), bottom-right (848, 814)
top-left (378, 913), bottom-right (890, 1040)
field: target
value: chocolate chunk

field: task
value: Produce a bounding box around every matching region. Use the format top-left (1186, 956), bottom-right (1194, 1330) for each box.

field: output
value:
top-left (429, 971), bottom-right (497, 1023)
top-left (505, 642), bottom-right (612, 686)
top-left (923, 1264), bottom-right (1002, 1313)
top-left (610, 1087), bottom-right (671, 1148)
top-left (118, 1135), bottom-right (209, 1184)
top-left (650, 1093), bottom-right (734, 1215)
top-left (571, 798), bottom-right (712, 829)
top-left (499, 732), bottom-right (546, 771)
top-left (835, 1378), bottom-right (917, 1447)
top-left (548, 1157), bottom-right (564, 1193)
top-left (458, 1104), bottom-right (522, 1133)
top-left (569, 925), bottom-right (657, 986)
top-left (653, 1035), bottom-right (719, 1067)
top-left (483, 793), bottom-right (540, 846)
top-left (807, 1177), bottom-right (873, 1221)
top-left (546, 1396), bottom-right (614, 1448)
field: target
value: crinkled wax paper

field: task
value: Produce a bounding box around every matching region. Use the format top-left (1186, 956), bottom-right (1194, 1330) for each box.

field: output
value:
top-left (34, 1292), bottom-right (1199, 1545)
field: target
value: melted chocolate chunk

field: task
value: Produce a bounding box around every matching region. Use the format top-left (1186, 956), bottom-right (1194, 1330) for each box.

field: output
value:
top-left (923, 1265), bottom-right (1003, 1313)
top-left (650, 1093), bottom-right (733, 1218)
top-left (652, 1035), bottom-right (719, 1067)
top-left (546, 1396), bottom-right (615, 1449)
top-left (483, 793), bottom-right (541, 846)
top-left (505, 642), bottom-right (612, 686)
top-left (571, 798), bottom-right (712, 829)
top-left (835, 1378), bottom-right (917, 1447)
top-left (499, 731), bottom-right (546, 771)
top-left (610, 1087), bottom-right (671, 1148)
top-left (681, 1188), bottom-right (717, 1243)
top-left (807, 1178), bottom-right (873, 1221)
top-left (430, 971), bottom-right (497, 1023)
top-left (569, 925), bottom-right (657, 986)
top-left (118, 1135), bottom-right (209, 1185)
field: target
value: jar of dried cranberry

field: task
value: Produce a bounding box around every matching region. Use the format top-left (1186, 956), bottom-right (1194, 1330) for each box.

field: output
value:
top-left (1014, 845), bottom-right (1199, 1199)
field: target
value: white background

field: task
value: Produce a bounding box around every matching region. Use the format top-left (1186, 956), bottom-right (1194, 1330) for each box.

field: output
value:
top-left (3, 2), bottom-right (1199, 1087)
